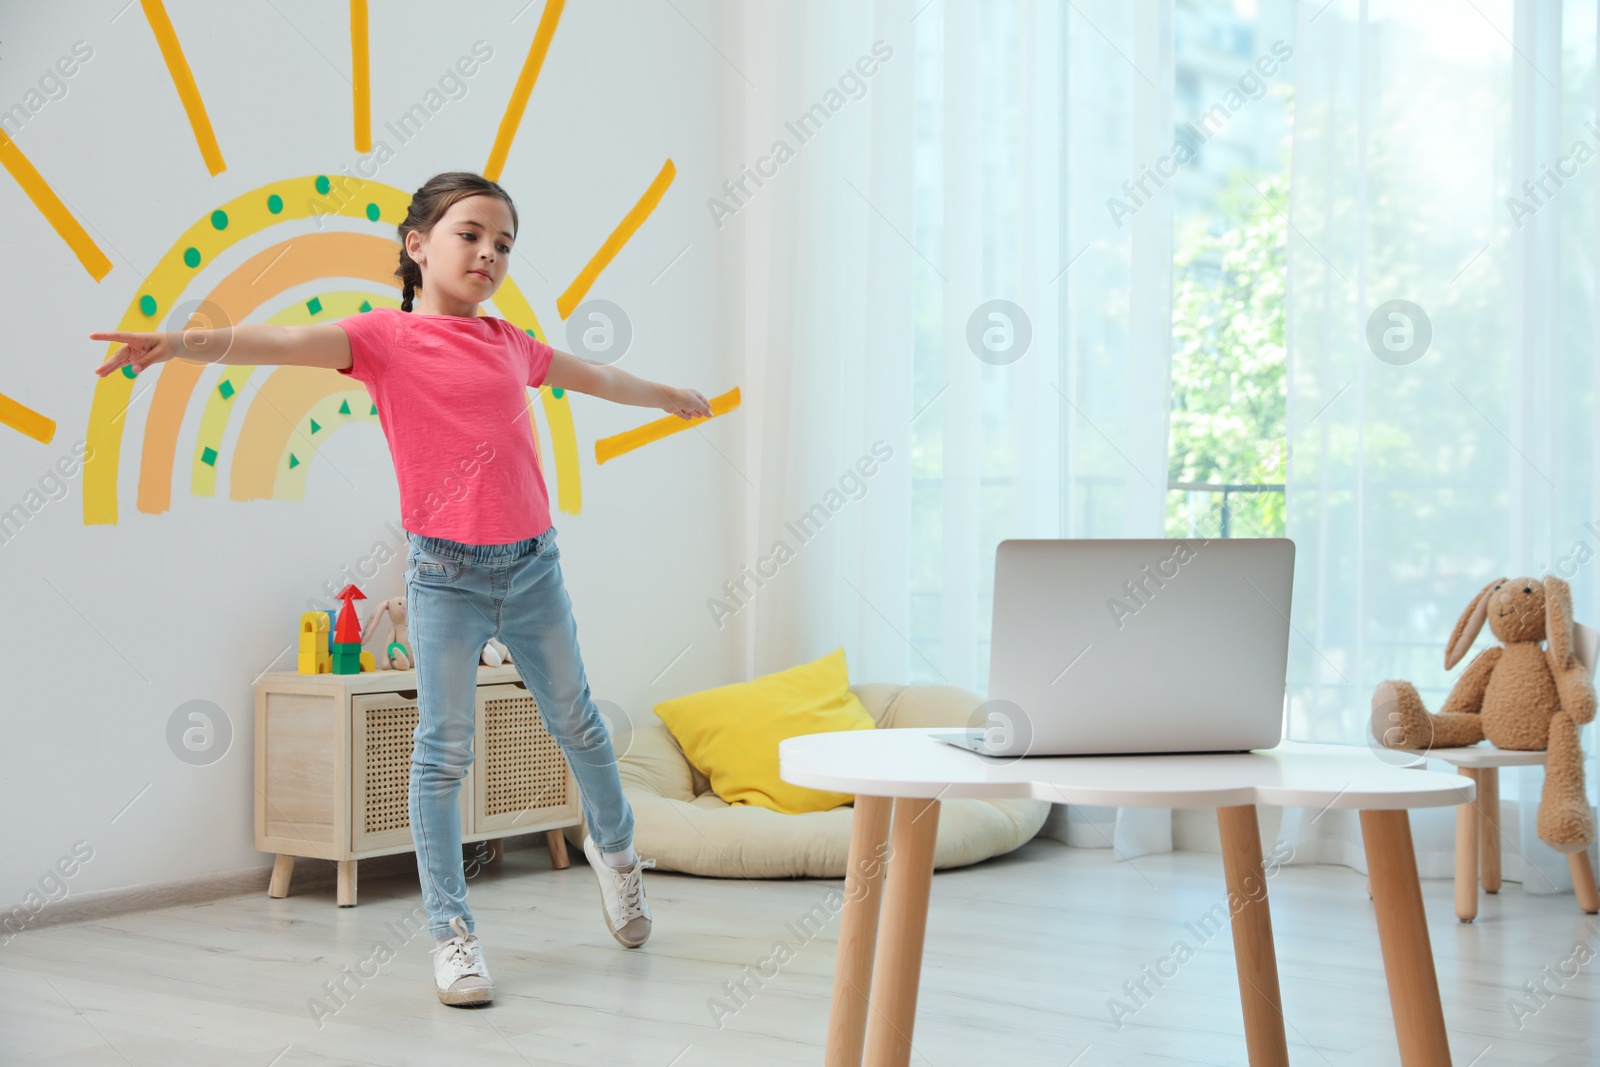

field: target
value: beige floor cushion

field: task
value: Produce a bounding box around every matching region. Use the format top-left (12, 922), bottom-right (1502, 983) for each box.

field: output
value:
top-left (560, 682), bottom-right (1051, 878)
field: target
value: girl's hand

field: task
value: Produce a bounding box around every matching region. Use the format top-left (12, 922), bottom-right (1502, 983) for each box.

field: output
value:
top-left (663, 387), bottom-right (711, 420)
top-left (90, 331), bottom-right (176, 377)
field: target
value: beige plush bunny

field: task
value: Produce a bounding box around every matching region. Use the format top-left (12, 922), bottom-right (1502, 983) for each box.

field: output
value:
top-left (1371, 575), bottom-right (1595, 853)
top-left (363, 594), bottom-right (413, 670)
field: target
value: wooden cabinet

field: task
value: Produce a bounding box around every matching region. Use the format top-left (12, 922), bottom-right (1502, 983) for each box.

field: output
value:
top-left (254, 666), bottom-right (580, 906)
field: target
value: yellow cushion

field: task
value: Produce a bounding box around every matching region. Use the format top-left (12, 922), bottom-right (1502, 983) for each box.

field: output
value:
top-left (651, 646), bottom-right (875, 814)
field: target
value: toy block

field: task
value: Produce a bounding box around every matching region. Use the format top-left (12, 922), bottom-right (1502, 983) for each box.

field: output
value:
top-left (333, 587), bottom-right (366, 647)
top-left (298, 645), bottom-right (332, 675)
top-left (360, 651), bottom-right (375, 672)
top-left (297, 612), bottom-right (335, 674)
top-left (299, 610), bottom-right (338, 652)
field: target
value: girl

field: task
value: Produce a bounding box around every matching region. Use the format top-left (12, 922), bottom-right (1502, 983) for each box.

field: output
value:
top-left (91, 171), bottom-right (711, 1008)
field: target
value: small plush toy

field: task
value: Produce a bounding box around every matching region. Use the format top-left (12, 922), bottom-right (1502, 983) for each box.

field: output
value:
top-left (362, 594), bottom-right (413, 670)
top-left (480, 636), bottom-right (514, 667)
top-left (1370, 575), bottom-right (1595, 853)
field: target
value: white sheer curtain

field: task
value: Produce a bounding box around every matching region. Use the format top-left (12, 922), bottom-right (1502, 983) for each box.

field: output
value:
top-left (1283, 0), bottom-right (1600, 892)
top-left (734, 0), bottom-right (916, 684)
top-left (735, 0), bottom-right (1179, 859)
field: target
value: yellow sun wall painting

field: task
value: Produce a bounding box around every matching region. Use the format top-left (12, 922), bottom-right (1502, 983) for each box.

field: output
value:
top-left (0, 0), bottom-right (741, 526)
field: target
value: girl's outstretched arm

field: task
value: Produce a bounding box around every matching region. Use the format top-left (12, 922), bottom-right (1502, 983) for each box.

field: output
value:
top-left (90, 323), bottom-right (352, 377)
top-left (544, 347), bottom-right (710, 420)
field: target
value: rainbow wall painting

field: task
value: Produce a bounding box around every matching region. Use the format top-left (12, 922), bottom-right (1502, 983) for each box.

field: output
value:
top-left (80, 175), bottom-right (584, 527)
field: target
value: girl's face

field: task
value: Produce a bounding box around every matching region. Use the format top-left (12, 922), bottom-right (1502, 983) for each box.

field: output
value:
top-left (406, 194), bottom-right (516, 310)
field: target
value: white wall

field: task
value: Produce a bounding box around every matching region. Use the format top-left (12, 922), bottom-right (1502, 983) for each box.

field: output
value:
top-left (0, 1), bottom-right (748, 912)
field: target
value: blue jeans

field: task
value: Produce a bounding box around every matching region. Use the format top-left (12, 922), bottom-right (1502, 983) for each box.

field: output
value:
top-left (404, 525), bottom-right (634, 940)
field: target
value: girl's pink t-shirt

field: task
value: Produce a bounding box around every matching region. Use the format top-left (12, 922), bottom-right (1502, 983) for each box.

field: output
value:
top-left (336, 306), bottom-right (555, 545)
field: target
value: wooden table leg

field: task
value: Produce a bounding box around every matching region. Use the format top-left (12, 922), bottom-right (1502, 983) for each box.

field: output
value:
top-left (1361, 809), bottom-right (1453, 1067)
top-left (486, 838), bottom-right (504, 863)
top-left (336, 860), bottom-right (357, 907)
top-left (268, 854), bottom-right (295, 898)
top-left (861, 797), bottom-right (941, 1067)
top-left (826, 795), bottom-right (893, 1067)
top-left (1477, 768), bottom-right (1500, 894)
top-left (1454, 769), bottom-right (1478, 923)
top-left (1570, 850), bottom-right (1600, 914)
top-left (1217, 805), bottom-right (1289, 1067)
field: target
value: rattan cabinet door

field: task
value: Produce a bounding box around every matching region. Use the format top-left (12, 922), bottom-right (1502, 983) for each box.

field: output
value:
top-left (350, 691), bottom-right (472, 855)
top-left (472, 683), bottom-right (581, 835)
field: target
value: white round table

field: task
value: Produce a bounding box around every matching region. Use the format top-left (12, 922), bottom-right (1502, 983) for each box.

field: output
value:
top-left (780, 733), bottom-right (1474, 1067)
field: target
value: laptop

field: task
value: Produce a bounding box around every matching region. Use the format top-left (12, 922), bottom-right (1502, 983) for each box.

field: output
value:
top-left (929, 537), bottom-right (1294, 757)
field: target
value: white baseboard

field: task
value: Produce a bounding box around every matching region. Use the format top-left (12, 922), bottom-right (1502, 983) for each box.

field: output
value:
top-left (1, 849), bottom-right (445, 939)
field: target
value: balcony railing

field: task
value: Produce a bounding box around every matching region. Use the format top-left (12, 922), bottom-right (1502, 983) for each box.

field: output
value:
top-left (1168, 480), bottom-right (1285, 538)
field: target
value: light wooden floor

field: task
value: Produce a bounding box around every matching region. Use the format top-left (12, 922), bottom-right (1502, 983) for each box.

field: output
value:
top-left (4, 836), bottom-right (1597, 1065)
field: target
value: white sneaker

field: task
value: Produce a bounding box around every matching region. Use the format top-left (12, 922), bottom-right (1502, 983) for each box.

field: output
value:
top-left (583, 835), bottom-right (657, 948)
top-left (432, 916), bottom-right (493, 1006)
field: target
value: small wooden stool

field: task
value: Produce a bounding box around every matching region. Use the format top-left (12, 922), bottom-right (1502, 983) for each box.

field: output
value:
top-left (1422, 746), bottom-right (1599, 923)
